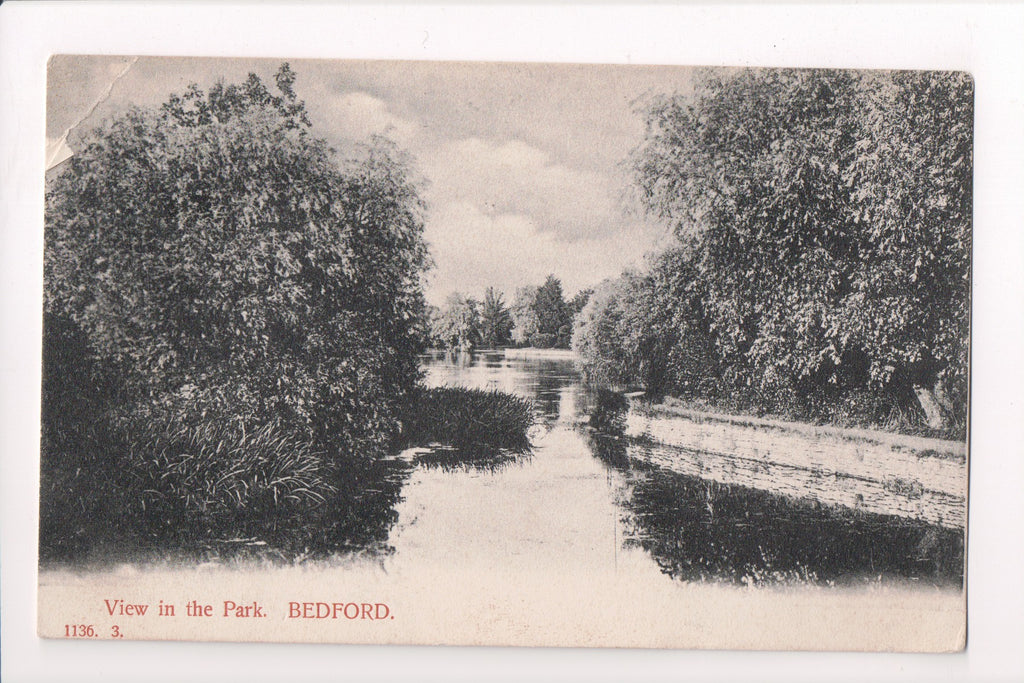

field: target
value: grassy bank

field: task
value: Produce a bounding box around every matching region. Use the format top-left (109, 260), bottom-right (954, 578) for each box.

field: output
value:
top-left (503, 347), bottom-right (576, 360)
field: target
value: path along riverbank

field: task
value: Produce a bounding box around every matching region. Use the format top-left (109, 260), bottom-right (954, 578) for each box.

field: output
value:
top-left (621, 395), bottom-right (967, 530)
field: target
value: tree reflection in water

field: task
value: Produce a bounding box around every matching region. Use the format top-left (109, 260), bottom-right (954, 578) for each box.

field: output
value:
top-left (315, 457), bottom-right (416, 559)
top-left (589, 431), bottom-right (963, 587)
top-left (413, 446), bottom-right (531, 474)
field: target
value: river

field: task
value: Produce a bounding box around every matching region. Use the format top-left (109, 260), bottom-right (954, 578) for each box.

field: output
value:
top-left (383, 350), bottom-right (963, 589)
top-left (37, 349), bottom-right (965, 649)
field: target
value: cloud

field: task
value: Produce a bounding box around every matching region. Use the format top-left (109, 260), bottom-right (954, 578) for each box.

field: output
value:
top-left (422, 137), bottom-right (628, 242)
top-left (44, 57), bottom-right (672, 308)
top-left (423, 201), bottom-right (657, 305)
top-left (316, 91), bottom-right (420, 147)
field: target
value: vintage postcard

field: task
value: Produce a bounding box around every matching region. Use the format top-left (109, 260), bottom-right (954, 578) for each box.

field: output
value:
top-left (39, 56), bottom-right (969, 651)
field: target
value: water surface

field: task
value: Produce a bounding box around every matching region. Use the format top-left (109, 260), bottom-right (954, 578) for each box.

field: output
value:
top-left (381, 350), bottom-right (963, 589)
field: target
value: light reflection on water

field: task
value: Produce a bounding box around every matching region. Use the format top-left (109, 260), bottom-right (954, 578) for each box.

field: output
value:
top-left (388, 350), bottom-right (964, 589)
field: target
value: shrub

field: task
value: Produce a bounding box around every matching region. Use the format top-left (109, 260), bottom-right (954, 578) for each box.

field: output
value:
top-left (402, 387), bottom-right (533, 453)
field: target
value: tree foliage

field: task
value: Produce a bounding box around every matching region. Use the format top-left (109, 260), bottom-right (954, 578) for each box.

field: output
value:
top-left (479, 287), bottom-right (514, 348)
top-left (432, 293), bottom-right (481, 352)
top-left (43, 65), bottom-right (430, 553)
top-left (511, 285), bottom-right (540, 345)
top-left (430, 278), bottom-right (580, 352)
top-left (569, 288), bottom-right (593, 317)
top-left (595, 68), bottom-right (971, 432)
top-left (573, 247), bottom-right (717, 395)
top-left (533, 275), bottom-right (573, 348)
top-left (508, 276), bottom-right (574, 349)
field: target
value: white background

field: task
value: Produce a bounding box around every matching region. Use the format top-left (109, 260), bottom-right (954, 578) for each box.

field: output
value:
top-left (2, 2), bottom-right (1023, 681)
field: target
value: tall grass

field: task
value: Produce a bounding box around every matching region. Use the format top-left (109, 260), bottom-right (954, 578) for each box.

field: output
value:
top-left (402, 386), bottom-right (534, 453)
top-left (126, 416), bottom-right (335, 519)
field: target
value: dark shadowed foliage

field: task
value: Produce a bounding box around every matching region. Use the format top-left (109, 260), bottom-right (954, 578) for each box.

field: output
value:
top-left (576, 68), bottom-right (971, 438)
top-left (401, 386), bottom-right (534, 454)
top-left (41, 65), bottom-right (430, 561)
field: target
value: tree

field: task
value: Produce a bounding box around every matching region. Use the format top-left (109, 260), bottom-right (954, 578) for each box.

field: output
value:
top-left (569, 288), bottom-right (593, 317)
top-left (43, 65), bottom-right (430, 547)
top-left (511, 285), bottom-right (539, 345)
top-left (433, 293), bottom-right (480, 352)
top-left (533, 275), bottom-right (573, 348)
top-left (630, 68), bottom-right (971, 430)
top-left (572, 247), bottom-right (717, 395)
top-left (571, 279), bottom-right (634, 385)
top-left (840, 71), bottom-right (973, 428)
top-left (479, 287), bottom-right (513, 348)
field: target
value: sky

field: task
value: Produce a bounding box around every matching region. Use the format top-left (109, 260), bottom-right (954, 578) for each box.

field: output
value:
top-left (46, 56), bottom-right (694, 304)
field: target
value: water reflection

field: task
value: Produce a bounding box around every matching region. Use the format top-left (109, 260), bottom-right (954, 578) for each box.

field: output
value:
top-left (422, 350), bottom-right (578, 427)
top-left (317, 456), bottom-right (415, 558)
top-left (412, 446), bottom-right (529, 473)
top-left (411, 350), bottom-right (964, 589)
top-left (616, 447), bottom-right (963, 587)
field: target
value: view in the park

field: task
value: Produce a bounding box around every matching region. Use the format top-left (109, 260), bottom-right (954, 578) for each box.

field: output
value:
top-left (39, 57), bottom-right (970, 651)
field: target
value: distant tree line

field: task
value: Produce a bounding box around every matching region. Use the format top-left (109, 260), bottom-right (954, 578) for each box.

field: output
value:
top-left (428, 276), bottom-right (591, 352)
top-left (573, 69), bottom-right (972, 436)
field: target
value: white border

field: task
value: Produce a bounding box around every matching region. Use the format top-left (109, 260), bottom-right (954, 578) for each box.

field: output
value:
top-left (3, 3), bottom-right (1023, 681)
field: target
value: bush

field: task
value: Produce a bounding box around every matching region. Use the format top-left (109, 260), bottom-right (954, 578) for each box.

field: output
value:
top-left (529, 332), bottom-right (557, 349)
top-left (41, 65), bottom-right (430, 559)
top-left (402, 387), bottom-right (533, 453)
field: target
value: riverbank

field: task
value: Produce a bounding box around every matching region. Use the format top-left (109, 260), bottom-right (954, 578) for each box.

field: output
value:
top-left (635, 396), bottom-right (966, 458)
top-left (502, 347), bottom-right (576, 360)
top-left (620, 395), bottom-right (967, 529)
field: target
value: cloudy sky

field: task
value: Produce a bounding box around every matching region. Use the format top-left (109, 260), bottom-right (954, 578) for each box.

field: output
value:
top-left (47, 56), bottom-right (694, 304)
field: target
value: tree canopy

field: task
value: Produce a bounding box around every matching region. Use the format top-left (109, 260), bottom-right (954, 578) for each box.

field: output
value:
top-left (431, 293), bottom-right (481, 352)
top-left (46, 64), bottom-right (430, 455)
top-left (43, 65), bottom-right (431, 554)
top-left (605, 68), bottom-right (972, 431)
top-left (479, 287), bottom-right (514, 348)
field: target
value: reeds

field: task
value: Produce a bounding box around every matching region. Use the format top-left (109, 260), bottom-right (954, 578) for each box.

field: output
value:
top-left (127, 416), bottom-right (336, 517)
top-left (402, 386), bottom-right (534, 452)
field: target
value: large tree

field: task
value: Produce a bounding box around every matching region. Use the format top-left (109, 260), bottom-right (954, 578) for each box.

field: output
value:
top-left (433, 293), bottom-right (481, 353)
top-left (533, 275), bottom-right (573, 348)
top-left (43, 65), bottom-right (430, 548)
top-left (630, 68), bottom-right (971, 429)
top-left (510, 285), bottom-right (540, 345)
top-left (479, 287), bottom-right (513, 348)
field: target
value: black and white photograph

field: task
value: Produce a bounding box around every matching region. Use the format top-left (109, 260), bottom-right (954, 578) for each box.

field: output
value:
top-left (34, 55), bottom-right (971, 651)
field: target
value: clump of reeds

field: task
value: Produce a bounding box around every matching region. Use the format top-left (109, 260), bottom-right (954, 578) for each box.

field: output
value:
top-left (126, 416), bottom-right (335, 522)
top-left (402, 386), bottom-right (534, 452)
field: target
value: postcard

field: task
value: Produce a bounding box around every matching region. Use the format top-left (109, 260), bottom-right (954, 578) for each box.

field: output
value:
top-left (38, 56), bottom-right (969, 651)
